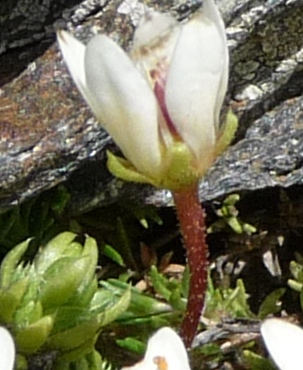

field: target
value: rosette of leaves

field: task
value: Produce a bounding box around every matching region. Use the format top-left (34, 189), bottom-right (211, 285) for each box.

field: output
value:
top-left (0, 232), bottom-right (130, 369)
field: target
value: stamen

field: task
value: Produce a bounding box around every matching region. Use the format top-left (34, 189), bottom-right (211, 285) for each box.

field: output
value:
top-left (153, 356), bottom-right (168, 370)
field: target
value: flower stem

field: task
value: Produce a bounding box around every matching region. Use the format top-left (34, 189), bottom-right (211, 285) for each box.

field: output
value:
top-left (173, 183), bottom-right (208, 347)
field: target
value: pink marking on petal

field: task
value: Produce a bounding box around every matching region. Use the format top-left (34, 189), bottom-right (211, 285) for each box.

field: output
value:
top-left (150, 64), bottom-right (180, 138)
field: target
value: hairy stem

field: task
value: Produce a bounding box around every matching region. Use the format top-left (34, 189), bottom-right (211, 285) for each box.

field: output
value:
top-left (173, 183), bottom-right (208, 347)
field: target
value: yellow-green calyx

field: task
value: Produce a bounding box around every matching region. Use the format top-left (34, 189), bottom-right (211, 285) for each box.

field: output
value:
top-left (107, 141), bottom-right (200, 191)
top-left (107, 111), bottom-right (238, 191)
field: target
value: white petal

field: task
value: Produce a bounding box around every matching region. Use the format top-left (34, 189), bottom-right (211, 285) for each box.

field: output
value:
top-left (165, 0), bottom-right (228, 164)
top-left (132, 11), bottom-right (178, 50)
top-left (0, 327), bottom-right (15, 370)
top-left (144, 327), bottom-right (191, 370)
top-left (261, 318), bottom-right (303, 370)
top-left (84, 35), bottom-right (163, 178)
top-left (203, 0), bottom-right (229, 128)
top-left (57, 30), bottom-right (88, 101)
top-left (122, 327), bottom-right (190, 370)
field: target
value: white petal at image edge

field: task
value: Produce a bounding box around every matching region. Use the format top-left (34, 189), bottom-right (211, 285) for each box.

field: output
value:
top-left (261, 318), bottom-right (303, 370)
top-left (0, 327), bottom-right (15, 370)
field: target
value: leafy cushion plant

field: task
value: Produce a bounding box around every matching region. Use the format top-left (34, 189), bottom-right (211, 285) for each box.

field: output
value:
top-left (0, 232), bottom-right (130, 369)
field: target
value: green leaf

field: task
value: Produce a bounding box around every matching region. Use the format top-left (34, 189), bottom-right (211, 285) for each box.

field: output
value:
top-left (258, 288), bottom-right (285, 319)
top-left (225, 280), bottom-right (253, 318)
top-left (116, 337), bottom-right (145, 354)
top-left (15, 354), bottom-right (28, 370)
top-left (0, 278), bottom-right (29, 322)
top-left (215, 108), bottom-right (238, 156)
top-left (86, 350), bottom-right (103, 370)
top-left (149, 265), bottom-right (171, 301)
top-left (288, 279), bottom-right (302, 292)
top-left (101, 280), bottom-right (171, 319)
top-left (51, 186), bottom-right (70, 215)
top-left (69, 236), bottom-right (99, 302)
top-left (205, 279), bottom-right (254, 321)
top-left (181, 265), bottom-right (190, 298)
top-left (169, 288), bottom-right (186, 311)
top-left (198, 343), bottom-right (221, 356)
top-left (0, 239), bottom-right (31, 288)
top-left (299, 289), bottom-right (303, 311)
top-left (116, 218), bottom-right (138, 271)
top-left (47, 317), bottom-right (99, 350)
top-left (55, 337), bottom-right (96, 364)
top-left (72, 278), bottom-right (98, 308)
top-left (14, 300), bottom-right (43, 326)
top-left (242, 350), bottom-right (276, 370)
top-left (98, 289), bottom-right (131, 327)
top-left (290, 261), bottom-right (303, 282)
top-left (74, 357), bottom-right (90, 370)
top-left (107, 151), bottom-right (155, 185)
top-left (103, 244), bottom-right (125, 267)
top-left (16, 315), bottom-right (54, 354)
top-left (35, 232), bottom-right (77, 273)
top-left (40, 256), bottom-right (91, 308)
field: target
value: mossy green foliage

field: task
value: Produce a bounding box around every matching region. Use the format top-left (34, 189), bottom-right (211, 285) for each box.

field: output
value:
top-left (207, 194), bottom-right (256, 235)
top-left (0, 185), bottom-right (293, 369)
top-left (0, 232), bottom-right (130, 369)
top-left (0, 186), bottom-right (70, 256)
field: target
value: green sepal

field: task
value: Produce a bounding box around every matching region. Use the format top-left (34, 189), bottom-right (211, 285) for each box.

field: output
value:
top-left (215, 109), bottom-right (238, 156)
top-left (15, 315), bottom-right (54, 354)
top-left (107, 143), bottom-right (201, 191)
top-left (107, 151), bottom-right (156, 185)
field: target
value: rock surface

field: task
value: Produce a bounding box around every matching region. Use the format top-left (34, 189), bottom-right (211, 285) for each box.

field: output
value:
top-left (0, 0), bottom-right (302, 213)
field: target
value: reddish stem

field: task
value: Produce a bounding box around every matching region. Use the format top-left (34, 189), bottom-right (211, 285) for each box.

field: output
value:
top-left (173, 183), bottom-right (208, 347)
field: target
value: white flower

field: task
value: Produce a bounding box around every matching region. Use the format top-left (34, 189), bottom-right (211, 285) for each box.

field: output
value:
top-left (57, 0), bottom-right (229, 190)
top-left (122, 327), bottom-right (191, 370)
top-left (0, 327), bottom-right (15, 370)
top-left (261, 318), bottom-right (303, 370)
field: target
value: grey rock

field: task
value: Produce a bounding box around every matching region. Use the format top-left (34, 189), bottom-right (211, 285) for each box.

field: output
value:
top-left (0, 0), bottom-right (302, 214)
